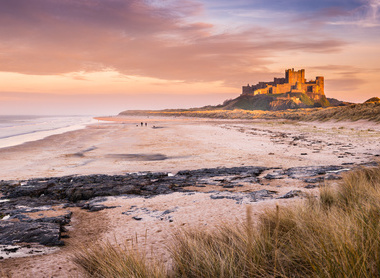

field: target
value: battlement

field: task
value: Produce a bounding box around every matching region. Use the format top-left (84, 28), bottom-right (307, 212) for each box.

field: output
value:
top-left (242, 69), bottom-right (324, 98)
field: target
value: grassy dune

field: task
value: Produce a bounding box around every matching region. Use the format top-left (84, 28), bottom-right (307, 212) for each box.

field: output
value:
top-left (301, 102), bottom-right (380, 122)
top-left (74, 165), bottom-right (380, 277)
top-left (120, 107), bottom-right (320, 120)
top-left (120, 102), bottom-right (380, 122)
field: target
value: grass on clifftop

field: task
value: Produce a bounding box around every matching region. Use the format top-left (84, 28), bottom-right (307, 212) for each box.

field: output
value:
top-left (74, 165), bottom-right (380, 277)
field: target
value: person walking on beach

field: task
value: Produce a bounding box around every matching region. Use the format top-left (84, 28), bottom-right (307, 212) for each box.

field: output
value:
top-left (141, 122), bottom-right (143, 126)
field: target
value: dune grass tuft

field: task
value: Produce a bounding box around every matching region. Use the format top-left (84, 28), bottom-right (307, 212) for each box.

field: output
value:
top-left (72, 240), bottom-right (166, 278)
top-left (74, 166), bottom-right (380, 278)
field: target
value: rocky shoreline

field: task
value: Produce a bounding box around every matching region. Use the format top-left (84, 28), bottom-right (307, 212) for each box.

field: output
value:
top-left (0, 163), bottom-right (377, 259)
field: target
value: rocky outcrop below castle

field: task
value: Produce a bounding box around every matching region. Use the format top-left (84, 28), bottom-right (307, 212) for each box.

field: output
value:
top-left (221, 92), bottom-right (330, 111)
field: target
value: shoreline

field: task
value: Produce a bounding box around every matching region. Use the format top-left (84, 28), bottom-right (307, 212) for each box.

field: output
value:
top-left (0, 116), bottom-right (97, 149)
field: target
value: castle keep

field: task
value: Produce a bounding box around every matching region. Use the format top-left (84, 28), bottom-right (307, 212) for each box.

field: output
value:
top-left (242, 69), bottom-right (324, 101)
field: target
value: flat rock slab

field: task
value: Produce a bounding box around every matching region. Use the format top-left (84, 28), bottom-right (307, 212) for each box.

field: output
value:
top-left (0, 244), bottom-right (58, 260)
top-left (286, 165), bottom-right (345, 179)
top-left (0, 221), bottom-right (63, 246)
top-left (177, 166), bottom-right (268, 178)
top-left (209, 189), bottom-right (276, 204)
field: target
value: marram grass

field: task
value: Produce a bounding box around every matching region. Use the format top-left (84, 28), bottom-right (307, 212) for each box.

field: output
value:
top-left (72, 240), bottom-right (166, 278)
top-left (74, 166), bottom-right (380, 278)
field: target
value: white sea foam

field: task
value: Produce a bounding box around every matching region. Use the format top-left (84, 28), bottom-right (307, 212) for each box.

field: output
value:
top-left (0, 115), bottom-right (95, 149)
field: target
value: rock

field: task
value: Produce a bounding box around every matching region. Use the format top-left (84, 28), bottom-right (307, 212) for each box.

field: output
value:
top-left (209, 189), bottom-right (275, 203)
top-left (34, 211), bottom-right (72, 226)
top-left (0, 221), bottom-right (64, 246)
top-left (303, 177), bottom-right (324, 183)
top-left (250, 190), bottom-right (275, 201)
top-left (177, 166), bottom-right (268, 178)
top-left (230, 176), bottom-right (259, 184)
top-left (277, 190), bottom-right (303, 199)
top-left (81, 198), bottom-right (119, 212)
top-left (161, 209), bottom-right (176, 215)
top-left (0, 173), bottom-right (179, 202)
top-left (287, 165), bottom-right (344, 179)
top-left (2, 247), bottom-right (19, 253)
top-left (264, 173), bottom-right (283, 179)
top-left (87, 204), bottom-right (115, 212)
top-left (210, 195), bottom-right (226, 200)
top-left (305, 184), bottom-right (318, 189)
top-left (1, 165), bottom-right (353, 207)
top-left (325, 174), bottom-right (342, 180)
top-left (264, 169), bottom-right (287, 180)
top-left (123, 206), bottom-right (177, 222)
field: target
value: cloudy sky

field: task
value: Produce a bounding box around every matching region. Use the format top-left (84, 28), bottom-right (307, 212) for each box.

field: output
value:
top-left (0, 0), bottom-right (379, 115)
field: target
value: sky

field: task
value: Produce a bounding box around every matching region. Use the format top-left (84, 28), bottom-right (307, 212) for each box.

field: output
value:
top-left (0, 0), bottom-right (379, 115)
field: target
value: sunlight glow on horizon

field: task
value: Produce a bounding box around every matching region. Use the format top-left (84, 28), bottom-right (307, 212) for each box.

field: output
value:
top-left (0, 71), bottom-right (236, 95)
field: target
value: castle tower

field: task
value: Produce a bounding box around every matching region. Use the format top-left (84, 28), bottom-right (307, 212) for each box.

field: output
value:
top-left (316, 76), bottom-right (324, 95)
top-left (285, 68), bottom-right (305, 85)
top-left (300, 69), bottom-right (305, 83)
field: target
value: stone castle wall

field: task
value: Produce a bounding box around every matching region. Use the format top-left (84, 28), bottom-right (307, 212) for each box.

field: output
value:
top-left (242, 69), bottom-right (324, 99)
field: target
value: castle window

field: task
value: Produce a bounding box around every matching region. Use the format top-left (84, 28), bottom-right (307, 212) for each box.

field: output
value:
top-left (307, 86), bottom-right (313, 92)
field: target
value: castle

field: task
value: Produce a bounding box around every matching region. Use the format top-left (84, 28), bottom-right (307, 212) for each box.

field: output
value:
top-left (242, 69), bottom-right (324, 101)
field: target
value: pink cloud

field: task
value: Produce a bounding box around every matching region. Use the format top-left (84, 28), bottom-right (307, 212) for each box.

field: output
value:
top-left (0, 0), bottom-right (347, 86)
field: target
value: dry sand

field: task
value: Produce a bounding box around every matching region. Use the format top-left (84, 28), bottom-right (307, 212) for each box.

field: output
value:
top-left (0, 116), bottom-right (379, 277)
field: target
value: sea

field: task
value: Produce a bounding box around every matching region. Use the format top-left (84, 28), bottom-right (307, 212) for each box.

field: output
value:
top-left (0, 115), bottom-right (96, 149)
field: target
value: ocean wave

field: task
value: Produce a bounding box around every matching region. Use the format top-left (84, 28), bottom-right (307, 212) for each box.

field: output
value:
top-left (0, 116), bottom-right (95, 149)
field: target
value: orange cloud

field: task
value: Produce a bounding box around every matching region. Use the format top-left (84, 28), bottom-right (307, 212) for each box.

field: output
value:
top-left (0, 0), bottom-right (346, 87)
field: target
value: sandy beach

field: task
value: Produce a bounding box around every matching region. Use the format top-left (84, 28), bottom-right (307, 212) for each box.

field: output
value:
top-left (1, 116), bottom-right (379, 181)
top-left (1, 116), bottom-right (380, 277)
